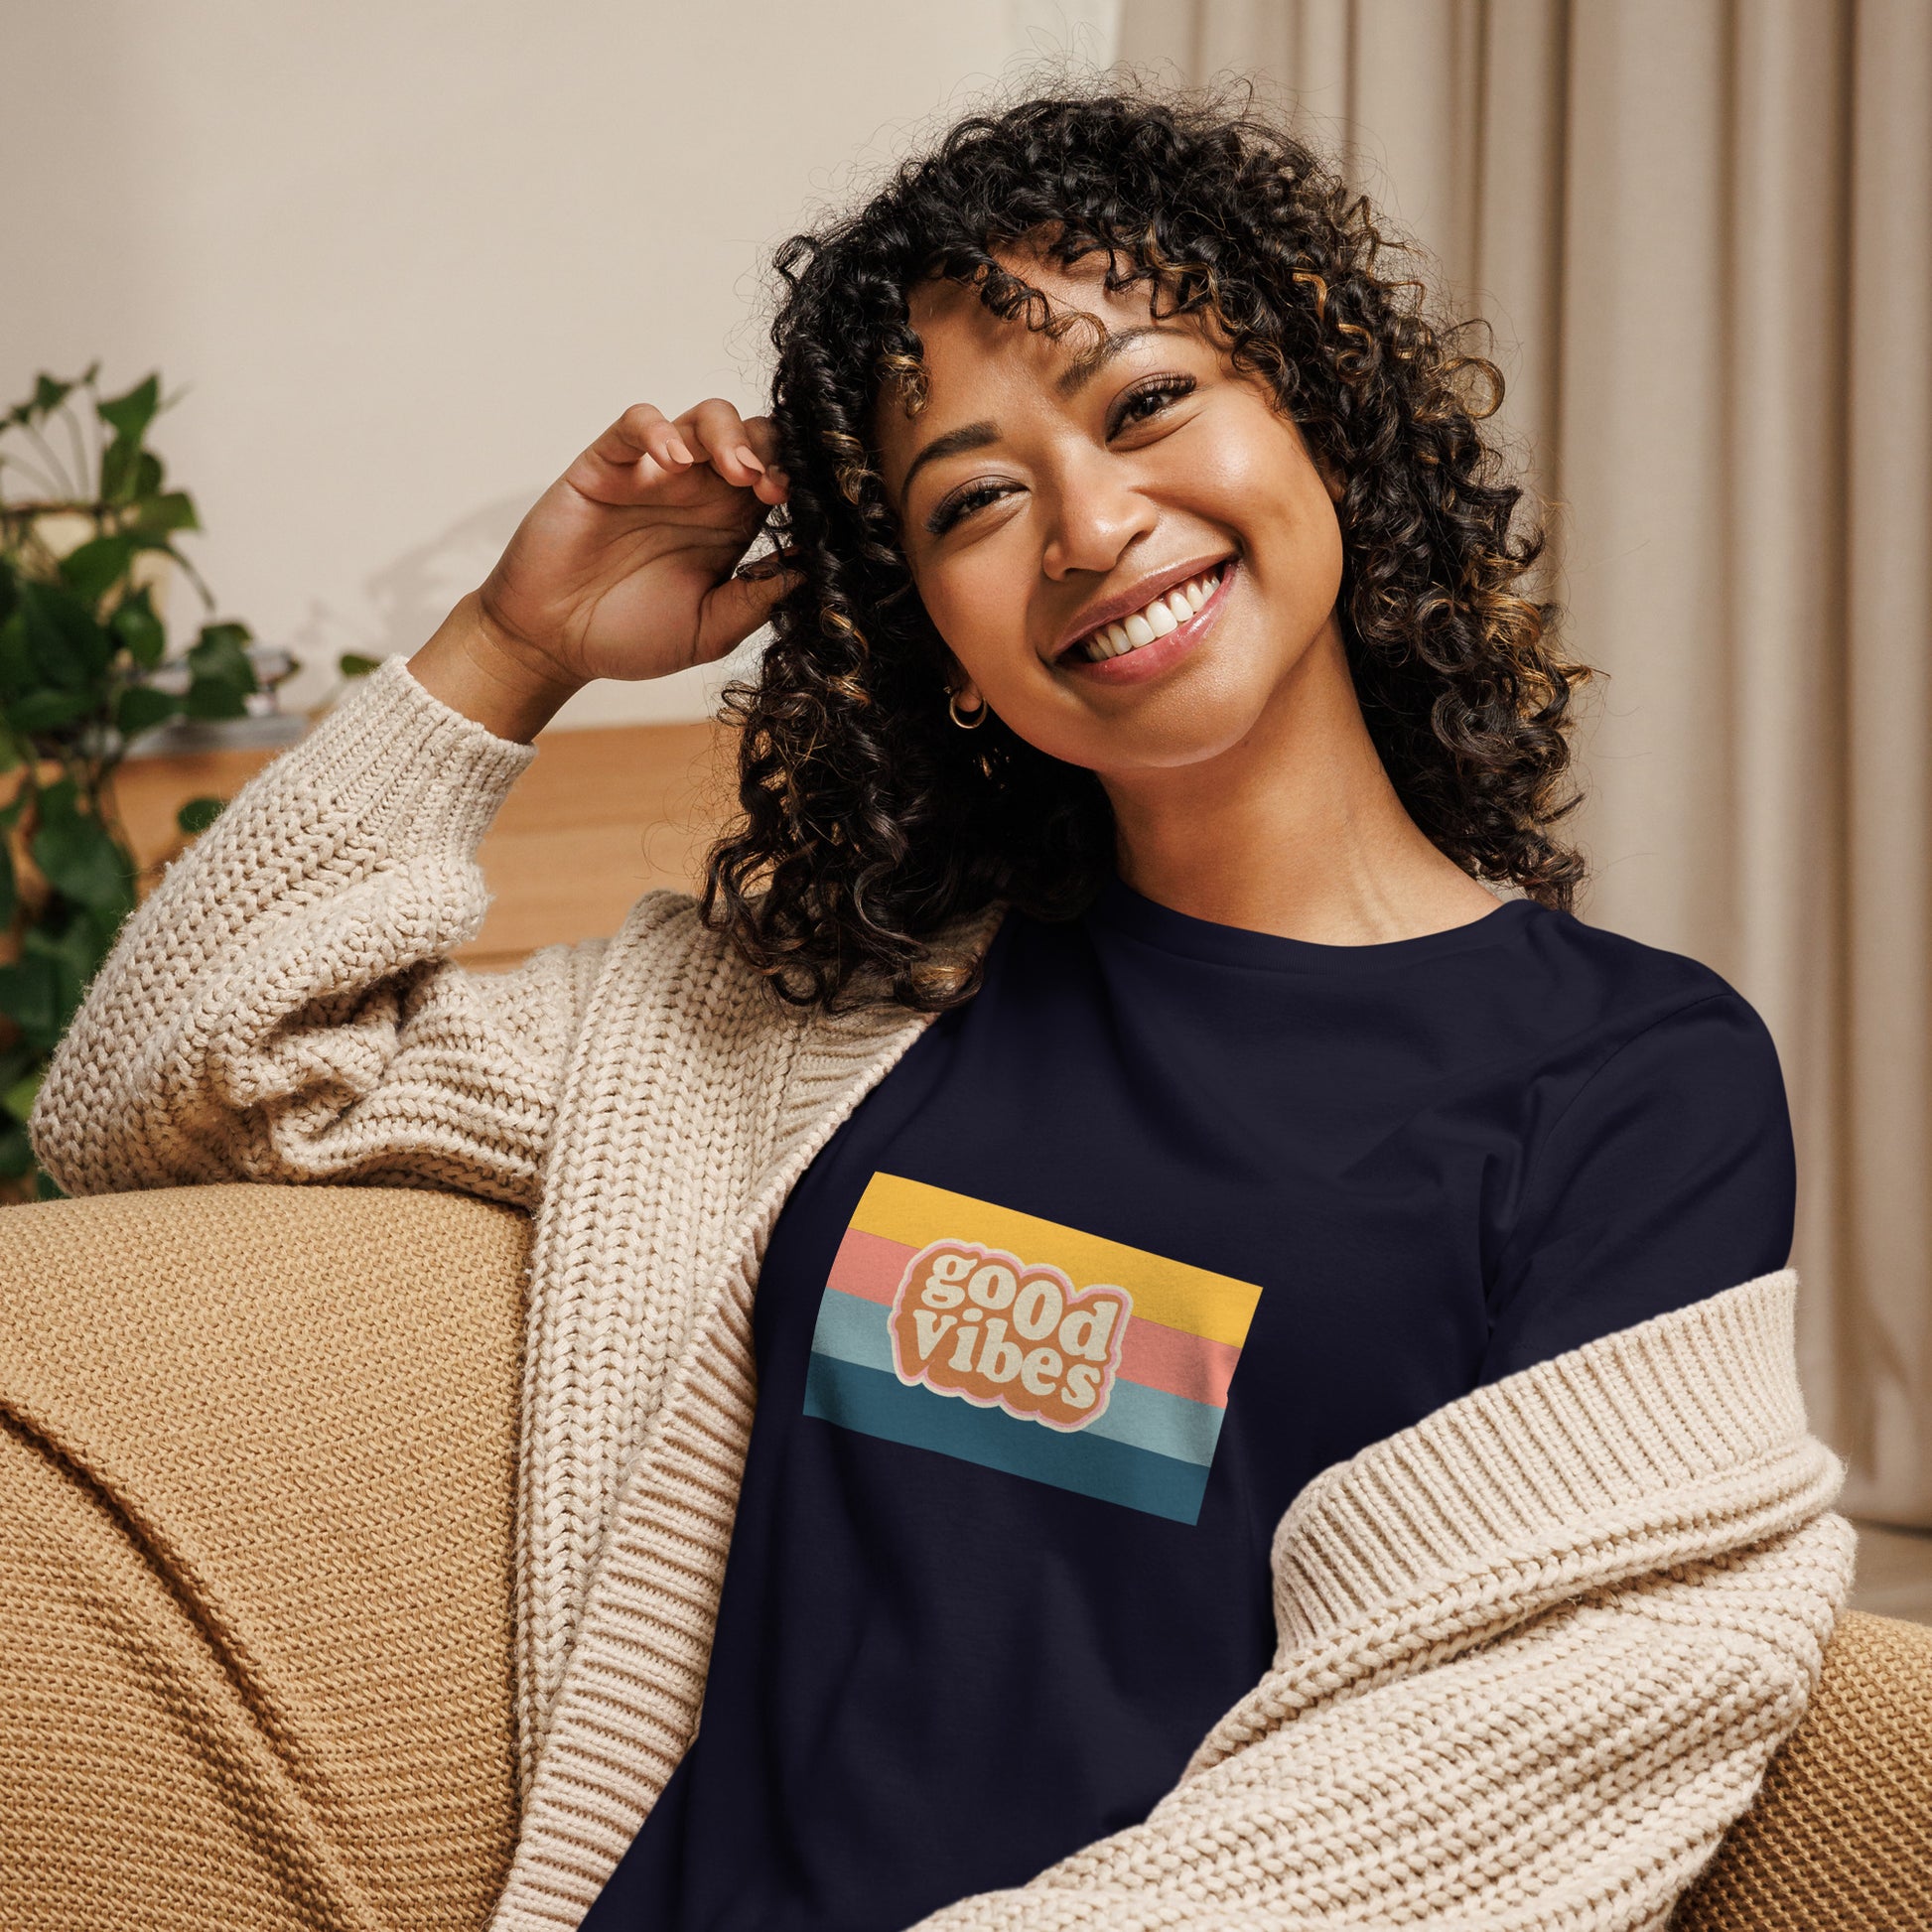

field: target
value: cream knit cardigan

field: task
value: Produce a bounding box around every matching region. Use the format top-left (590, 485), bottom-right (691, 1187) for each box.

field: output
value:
top-left (34, 656), bottom-right (1855, 1932)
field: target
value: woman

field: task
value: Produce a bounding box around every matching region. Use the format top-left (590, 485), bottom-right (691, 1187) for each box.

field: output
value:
top-left (30, 86), bottom-right (1849, 1932)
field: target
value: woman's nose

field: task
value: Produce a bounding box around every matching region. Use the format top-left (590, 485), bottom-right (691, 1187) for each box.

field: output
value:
top-left (1037, 453), bottom-right (1158, 581)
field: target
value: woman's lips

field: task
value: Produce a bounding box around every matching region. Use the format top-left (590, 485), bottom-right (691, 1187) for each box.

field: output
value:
top-left (1057, 556), bottom-right (1237, 687)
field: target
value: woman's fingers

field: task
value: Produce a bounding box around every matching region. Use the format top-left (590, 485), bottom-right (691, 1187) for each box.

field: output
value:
top-left (698, 555), bottom-right (804, 661)
top-left (740, 414), bottom-right (791, 502)
top-left (570, 404), bottom-right (693, 501)
top-left (677, 398), bottom-right (763, 483)
top-left (569, 400), bottom-right (788, 508)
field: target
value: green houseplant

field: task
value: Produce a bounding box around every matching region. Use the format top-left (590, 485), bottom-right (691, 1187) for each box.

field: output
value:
top-left (0, 366), bottom-right (279, 1196)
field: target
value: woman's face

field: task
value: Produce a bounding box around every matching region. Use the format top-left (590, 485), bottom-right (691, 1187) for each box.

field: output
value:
top-left (873, 248), bottom-right (1347, 777)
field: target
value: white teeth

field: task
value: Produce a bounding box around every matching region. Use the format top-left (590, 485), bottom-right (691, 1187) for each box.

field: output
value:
top-left (1074, 563), bottom-right (1225, 661)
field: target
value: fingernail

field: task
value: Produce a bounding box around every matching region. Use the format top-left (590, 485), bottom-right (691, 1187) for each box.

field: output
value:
top-left (667, 438), bottom-right (694, 464)
top-left (736, 445), bottom-right (765, 473)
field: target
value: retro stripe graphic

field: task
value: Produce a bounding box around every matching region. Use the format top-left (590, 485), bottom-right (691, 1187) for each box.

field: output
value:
top-left (802, 1173), bottom-right (1264, 1524)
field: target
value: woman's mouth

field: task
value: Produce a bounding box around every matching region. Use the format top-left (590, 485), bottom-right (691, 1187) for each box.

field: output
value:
top-left (1056, 558), bottom-right (1236, 684)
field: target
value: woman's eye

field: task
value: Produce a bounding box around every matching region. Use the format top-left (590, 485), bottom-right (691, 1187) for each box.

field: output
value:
top-left (1110, 374), bottom-right (1196, 435)
top-left (927, 481), bottom-right (1011, 536)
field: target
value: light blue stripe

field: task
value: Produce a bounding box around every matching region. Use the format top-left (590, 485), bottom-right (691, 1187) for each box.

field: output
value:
top-left (809, 1286), bottom-right (1226, 1468)
top-left (810, 1285), bottom-right (897, 1373)
top-left (802, 1351), bottom-right (1209, 1525)
top-left (1081, 1376), bottom-right (1224, 1467)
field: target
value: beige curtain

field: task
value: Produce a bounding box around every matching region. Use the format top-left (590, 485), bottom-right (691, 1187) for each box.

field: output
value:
top-left (1118, 0), bottom-right (1932, 1524)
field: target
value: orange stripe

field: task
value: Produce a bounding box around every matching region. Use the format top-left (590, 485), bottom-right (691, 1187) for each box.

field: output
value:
top-left (824, 1228), bottom-right (1239, 1408)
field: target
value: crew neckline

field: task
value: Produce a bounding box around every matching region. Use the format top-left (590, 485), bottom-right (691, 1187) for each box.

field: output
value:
top-left (1084, 872), bottom-right (1543, 973)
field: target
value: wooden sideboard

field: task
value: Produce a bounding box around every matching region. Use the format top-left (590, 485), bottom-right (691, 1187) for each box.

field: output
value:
top-left (112, 716), bottom-right (737, 973)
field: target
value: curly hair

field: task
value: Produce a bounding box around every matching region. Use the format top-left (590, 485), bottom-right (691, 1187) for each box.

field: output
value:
top-left (700, 80), bottom-right (1590, 1011)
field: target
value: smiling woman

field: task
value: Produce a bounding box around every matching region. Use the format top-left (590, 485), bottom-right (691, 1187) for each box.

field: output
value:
top-left (22, 76), bottom-right (1845, 1932)
top-left (697, 90), bottom-right (1588, 1009)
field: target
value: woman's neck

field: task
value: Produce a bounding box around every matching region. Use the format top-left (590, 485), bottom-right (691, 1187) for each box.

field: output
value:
top-left (1102, 620), bottom-right (1505, 945)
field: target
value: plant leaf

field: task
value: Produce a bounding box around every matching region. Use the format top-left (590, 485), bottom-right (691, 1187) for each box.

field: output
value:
top-left (110, 586), bottom-right (167, 666)
top-left (96, 373), bottom-right (160, 443)
top-left (100, 435), bottom-right (141, 503)
top-left (18, 917), bottom-right (108, 1044)
top-left (31, 779), bottom-right (134, 914)
top-left (0, 1123), bottom-right (34, 1180)
top-left (184, 677), bottom-right (250, 720)
top-left (32, 373), bottom-right (74, 419)
top-left (115, 684), bottom-right (181, 738)
top-left (59, 533), bottom-right (135, 607)
top-left (7, 688), bottom-right (97, 733)
top-left (189, 621), bottom-right (256, 680)
top-left (18, 580), bottom-right (112, 687)
top-left (2, 1067), bottom-right (41, 1127)
top-left (176, 794), bottom-right (225, 836)
top-left (131, 489), bottom-right (198, 536)
top-left (0, 611), bottom-right (34, 697)
top-left (0, 956), bottom-right (65, 1052)
top-left (184, 621), bottom-right (257, 718)
top-left (339, 652), bottom-right (381, 677)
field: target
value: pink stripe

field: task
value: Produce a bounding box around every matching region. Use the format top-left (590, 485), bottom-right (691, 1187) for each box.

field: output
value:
top-left (1117, 1319), bottom-right (1240, 1410)
top-left (826, 1228), bottom-right (1239, 1408)
top-left (828, 1228), bottom-right (913, 1305)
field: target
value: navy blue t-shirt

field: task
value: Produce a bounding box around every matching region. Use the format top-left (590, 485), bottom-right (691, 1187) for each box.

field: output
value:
top-left (584, 881), bottom-right (1795, 1932)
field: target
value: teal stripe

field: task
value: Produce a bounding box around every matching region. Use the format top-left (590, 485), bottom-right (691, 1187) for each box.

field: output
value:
top-left (801, 1350), bottom-right (1210, 1525)
top-left (809, 1287), bottom-right (1226, 1468)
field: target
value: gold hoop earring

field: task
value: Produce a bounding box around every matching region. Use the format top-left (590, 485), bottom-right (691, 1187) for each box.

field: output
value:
top-left (948, 691), bottom-right (988, 731)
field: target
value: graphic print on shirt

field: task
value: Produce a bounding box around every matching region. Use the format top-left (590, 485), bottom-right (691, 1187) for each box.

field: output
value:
top-left (802, 1173), bottom-right (1263, 1524)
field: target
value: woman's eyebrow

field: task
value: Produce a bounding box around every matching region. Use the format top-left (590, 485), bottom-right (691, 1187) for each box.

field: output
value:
top-left (1054, 322), bottom-right (1185, 397)
top-left (898, 421), bottom-right (999, 501)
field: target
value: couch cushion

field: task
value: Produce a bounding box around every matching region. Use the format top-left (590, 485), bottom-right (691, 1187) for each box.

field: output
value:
top-left (0, 1182), bottom-right (528, 1931)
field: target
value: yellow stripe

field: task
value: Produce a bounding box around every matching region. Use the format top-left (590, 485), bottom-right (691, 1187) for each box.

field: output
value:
top-left (852, 1173), bottom-right (1262, 1348)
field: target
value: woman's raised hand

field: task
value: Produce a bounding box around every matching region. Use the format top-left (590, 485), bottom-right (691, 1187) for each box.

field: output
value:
top-left (411, 399), bottom-right (797, 742)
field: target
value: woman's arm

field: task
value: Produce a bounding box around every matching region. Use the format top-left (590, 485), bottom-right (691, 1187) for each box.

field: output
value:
top-left (30, 653), bottom-right (595, 1206)
top-left (905, 1272), bottom-right (1853, 1932)
top-left (30, 395), bottom-right (800, 1205)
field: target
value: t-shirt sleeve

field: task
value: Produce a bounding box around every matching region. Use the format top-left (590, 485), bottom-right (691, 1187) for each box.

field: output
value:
top-left (1478, 989), bottom-right (1797, 1383)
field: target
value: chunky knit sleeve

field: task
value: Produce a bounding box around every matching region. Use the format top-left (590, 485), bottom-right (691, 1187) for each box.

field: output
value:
top-left (31, 654), bottom-right (604, 1210)
top-left (905, 1271), bottom-right (1854, 1932)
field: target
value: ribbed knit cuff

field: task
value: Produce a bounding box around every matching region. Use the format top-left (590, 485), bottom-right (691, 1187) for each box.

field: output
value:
top-left (1271, 1269), bottom-right (1830, 1649)
top-left (273, 652), bottom-right (538, 859)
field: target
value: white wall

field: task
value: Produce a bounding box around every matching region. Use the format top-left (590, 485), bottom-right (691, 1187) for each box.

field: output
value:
top-left (1, 1), bottom-right (1120, 726)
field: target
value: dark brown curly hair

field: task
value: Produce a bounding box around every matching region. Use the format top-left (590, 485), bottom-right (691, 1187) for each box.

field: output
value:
top-left (701, 80), bottom-right (1590, 1011)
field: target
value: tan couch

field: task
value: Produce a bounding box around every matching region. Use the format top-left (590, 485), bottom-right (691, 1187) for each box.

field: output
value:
top-left (1, 1183), bottom-right (1927, 1931)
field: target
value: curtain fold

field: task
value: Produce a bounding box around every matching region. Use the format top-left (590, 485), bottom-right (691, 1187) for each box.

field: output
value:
top-left (1118, 0), bottom-right (1932, 1521)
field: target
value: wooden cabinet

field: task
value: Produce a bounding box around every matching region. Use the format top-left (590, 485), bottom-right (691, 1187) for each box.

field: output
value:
top-left (112, 718), bottom-right (736, 973)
